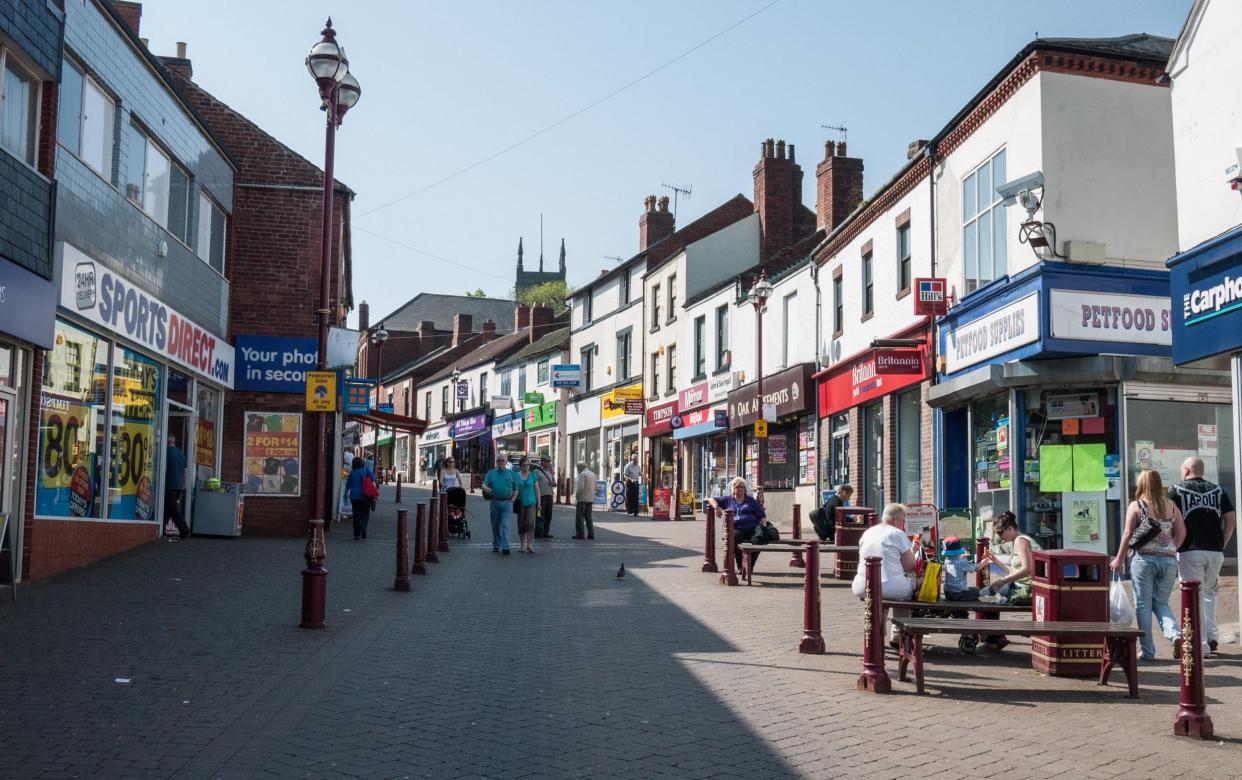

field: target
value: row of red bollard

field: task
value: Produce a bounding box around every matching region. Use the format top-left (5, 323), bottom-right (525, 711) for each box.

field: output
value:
top-left (703, 503), bottom-right (805, 582)
top-left (393, 480), bottom-right (452, 590)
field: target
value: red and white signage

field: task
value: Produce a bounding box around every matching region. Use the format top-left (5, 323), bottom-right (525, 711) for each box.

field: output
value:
top-left (1048, 289), bottom-right (1172, 346)
top-left (914, 277), bottom-right (947, 316)
top-left (678, 381), bottom-right (708, 412)
top-left (818, 344), bottom-right (928, 415)
top-left (642, 399), bottom-right (679, 436)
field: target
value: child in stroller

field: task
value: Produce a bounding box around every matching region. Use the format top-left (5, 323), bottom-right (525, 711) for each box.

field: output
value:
top-left (445, 486), bottom-right (470, 539)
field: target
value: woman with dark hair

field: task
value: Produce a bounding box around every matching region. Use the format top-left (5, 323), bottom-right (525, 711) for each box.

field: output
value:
top-left (977, 511), bottom-right (1041, 651)
top-left (345, 456), bottom-right (377, 540)
top-left (1113, 469), bottom-right (1186, 660)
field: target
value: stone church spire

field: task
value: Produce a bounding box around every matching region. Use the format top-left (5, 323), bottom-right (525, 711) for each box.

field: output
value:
top-left (517, 237), bottom-right (524, 272)
top-left (559, 238), bottom-right (566, 273)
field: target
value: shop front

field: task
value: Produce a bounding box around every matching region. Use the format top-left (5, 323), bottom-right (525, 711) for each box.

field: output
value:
top-left (643, 399), bottom-right (678, 519)
top-left (567, 390), bottom-right (603, 479)
top-left (601, 383), bottom-right (643, 483)
top-left (524, 400), bottom-right (559, 466)
top-left (673, 374), bottom-right (735, 510)
top-left (491, 411), bottom-right (525, 459)
top-left (816, 324), bottom-right (931, 509)
top-left (930, 261), bottom-right (1232, 554)
top-left (449, 411), bottom-right (492, 479)
top-left (726, 363), bottom-right (817, 524)
top-left (32, 248), bottom-right (234, 576)
top-left (417, 424), bottom-right (451, 482)
top-left (1168, 225), bottom-right (1242, 563)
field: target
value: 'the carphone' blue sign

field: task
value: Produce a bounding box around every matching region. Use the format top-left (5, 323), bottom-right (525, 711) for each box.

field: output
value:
top-left (1168, 226), bottom-right (1242, 365)
top-left (235, 335), bottom-right (320, 393)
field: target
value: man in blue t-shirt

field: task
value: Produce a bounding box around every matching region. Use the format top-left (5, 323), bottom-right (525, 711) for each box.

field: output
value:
top-left (482, 453), bottom-right (518, 554)
top-left (165, 435), bottom-right (189, 539)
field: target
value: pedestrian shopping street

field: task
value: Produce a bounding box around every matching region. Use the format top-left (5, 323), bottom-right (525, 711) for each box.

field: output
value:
top-left (0, 485), bottom-right (1239, 779)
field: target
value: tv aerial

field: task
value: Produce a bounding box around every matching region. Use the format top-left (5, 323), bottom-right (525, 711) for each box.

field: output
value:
top-left (661, 182), bottom-right (692, 219)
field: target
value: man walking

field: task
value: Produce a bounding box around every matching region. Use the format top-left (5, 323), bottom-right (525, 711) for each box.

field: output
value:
top-left (165, 434), bottom-right (189, 539)
top-left (534, 455), bottom-right (555, 539)
top-left (623, 453), bottom-right (642, 516)
top-left (1170, 456), bottom-right (1235, 655)
top-left (573, 461), bottom-right (597, 539)
top-left (482, 453), bottom-right (517, 555)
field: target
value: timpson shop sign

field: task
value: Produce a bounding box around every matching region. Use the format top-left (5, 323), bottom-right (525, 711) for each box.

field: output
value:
top-left (726, 363), bottom-right (813, 428)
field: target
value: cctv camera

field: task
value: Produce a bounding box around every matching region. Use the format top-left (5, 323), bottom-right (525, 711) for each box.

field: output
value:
top-left (996, 171), bottom-right (1045, 205)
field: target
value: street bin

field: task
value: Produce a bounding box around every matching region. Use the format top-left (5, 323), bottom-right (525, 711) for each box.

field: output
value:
top-left (833, 506), bottom-right (877, 579)
top-left (192, 482), bottom-right (245, 537)
top-left (1031, 549), bottom-right (1108, 677)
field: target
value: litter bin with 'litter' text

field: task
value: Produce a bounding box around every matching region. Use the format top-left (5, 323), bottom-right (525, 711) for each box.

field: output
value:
top-left (1031, 549), bottom-right (1108, 677)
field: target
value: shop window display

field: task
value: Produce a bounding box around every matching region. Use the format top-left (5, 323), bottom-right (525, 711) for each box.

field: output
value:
top-left (107, 347), bottom-right (162, 521)
top-left (897, 389), bottom-right (921, 503)
top-left (36, 321), bottom-right (109, 519)
top-left (864, 403), bottom-right (884, 507)
top-left (194, 385), bottom-right (221, 483)
top-left (971, 394), bottom-right (1011, 530)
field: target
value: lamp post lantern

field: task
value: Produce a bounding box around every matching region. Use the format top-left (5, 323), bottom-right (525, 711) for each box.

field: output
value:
top-left (371, 322), bottom-right (389, 474)
top-left (749, 270), bottom-right (773, 502)
top-left (301, 18), bottom-right (362, 630)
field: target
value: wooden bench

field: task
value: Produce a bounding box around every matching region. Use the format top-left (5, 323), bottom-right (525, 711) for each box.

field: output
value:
top-left (893, 617), bottom-right (1145, 697)
top-left (736, 542), bottom-right (857, 585)
top-left (881, 599), bottom-right (1028, 653)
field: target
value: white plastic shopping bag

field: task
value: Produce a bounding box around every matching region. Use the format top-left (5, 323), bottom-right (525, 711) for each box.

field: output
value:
top-left (1109, 572), bottom-right (1135, 625)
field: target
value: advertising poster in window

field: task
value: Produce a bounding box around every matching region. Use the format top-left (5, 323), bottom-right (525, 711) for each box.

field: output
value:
top-left (108, 350), bottom-right (161, 521)
top-left (1063, 492), bottom-right (1107, 553)
top-left (195, 418), bottom-right (216, 470)
top-left (243, 412), bottom-right (302, 496)
top-left (36, 394), bottom-right (97, 517)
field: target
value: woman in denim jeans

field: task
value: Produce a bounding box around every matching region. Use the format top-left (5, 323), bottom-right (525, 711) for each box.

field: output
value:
top-left (1112, 469), bottom-right (1186, 661)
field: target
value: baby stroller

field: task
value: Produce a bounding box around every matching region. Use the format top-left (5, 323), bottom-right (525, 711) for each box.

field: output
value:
top-left (445, 486), bottom-right (470, 539)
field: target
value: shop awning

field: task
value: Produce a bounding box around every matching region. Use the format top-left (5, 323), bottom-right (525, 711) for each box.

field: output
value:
top-left (349, 410), bottom-right (429, 435)
top-left (452, 428), bottom-right (488, 443)
top-left (673, 421), bottom-right (727, 441)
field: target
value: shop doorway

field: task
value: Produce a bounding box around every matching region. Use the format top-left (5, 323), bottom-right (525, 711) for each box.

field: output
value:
top-left (166, 408), bottom-right (191, 536)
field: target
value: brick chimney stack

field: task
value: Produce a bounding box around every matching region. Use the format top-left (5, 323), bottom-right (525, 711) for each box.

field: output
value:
top-left (451, 314), bottom-right (473, 347)
top-left (529, 305), bottom-right (553, 344)
top-left (639, 194), bottom-right (675, 251)
top-left (112, 1), bottom-right (142, 36)
top-left (753, 137), bottom-right (805, 260)
top-left (162, 41), bottom-right (193, 80)
top-left (907, 139), bottom-right (930, 160)
top-left (815, 140), bottom-right (864, 233)
top-left (514, 304), bottom-right (531, 331)
top-left (418, 320), bottom-right (434, 339)
top-left (358, 300), bottom-right (370, 334)
top-left (481, 319), bottom-right (497, 339)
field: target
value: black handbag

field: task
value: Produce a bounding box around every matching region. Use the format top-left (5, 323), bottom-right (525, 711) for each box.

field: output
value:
top-left (751, 523), bottom-right (780, 544)
top-left (1127, 499), bottom-right (1161, 553)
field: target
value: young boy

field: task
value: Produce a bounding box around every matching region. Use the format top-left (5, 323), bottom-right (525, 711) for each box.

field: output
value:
top-left (941, 537), bottom-right (980, 601)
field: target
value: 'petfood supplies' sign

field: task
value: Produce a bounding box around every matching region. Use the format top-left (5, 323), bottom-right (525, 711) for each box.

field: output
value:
top-left (60, 246), bottom-right (234, 387)
top-left (941, 293), bottom-right (1039, 374)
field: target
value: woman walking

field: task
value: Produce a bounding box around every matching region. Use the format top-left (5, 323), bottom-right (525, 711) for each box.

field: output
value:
top-left (1112, 469), bottom-right (1186, 661)
top-left (514, 457), bottom-right (540, 554)
top-left (345, 456), bottom-right (376, 540)
top-left (437, 456), bottom-right (462, 491)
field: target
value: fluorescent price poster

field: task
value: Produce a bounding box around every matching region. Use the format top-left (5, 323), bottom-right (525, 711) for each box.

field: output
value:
top-left (36, 393), bottom-right (96, 517)
top-left (108, 351), bottom-right (161, 521)
top-left (244, 412), bottom-right (302, 496)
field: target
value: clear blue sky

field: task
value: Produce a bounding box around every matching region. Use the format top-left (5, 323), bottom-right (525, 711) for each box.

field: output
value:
top-left (138, 0), bottom-right (1191, 327)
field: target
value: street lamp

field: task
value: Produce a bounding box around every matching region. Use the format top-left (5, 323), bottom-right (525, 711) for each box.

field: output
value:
top-left (301, 18), bottom-right (362, 630)
top-left (748, 270), bottom-right (773, 502)
top-left (451, 367), bottom-right (463, 413)
top-left (370, 322), bottom-right (389, 478)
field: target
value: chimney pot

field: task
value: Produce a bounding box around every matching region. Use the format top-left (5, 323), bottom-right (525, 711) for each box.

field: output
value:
top-left (139, 37), bottom-right (149, 49)
top-left (657, 195), bottom-right (669, 213)
top-left (764, 138), bottom-right (775, 158)
top-left (776, 139), bottom-right (786, 159)
top-left (824, 140), bottom-right (835, 160)
top-left (788, 143), bottom-right (795, 163)
top-left (176, 41), bottom-right (187, 59)
top-left (838, 141), bottom-right (847, 157)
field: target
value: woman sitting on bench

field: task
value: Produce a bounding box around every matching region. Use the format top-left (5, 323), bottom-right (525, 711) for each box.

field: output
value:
top-left (978, 511), bottom-right (1041, 650)
top-left (709, 477), bottom-right (769, 572)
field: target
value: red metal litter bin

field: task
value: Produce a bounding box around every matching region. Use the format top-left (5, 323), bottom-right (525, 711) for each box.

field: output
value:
top-left (833, 507), bottom-right (877, 579)
top-left (1031, 549), bottom-right (1108, 677)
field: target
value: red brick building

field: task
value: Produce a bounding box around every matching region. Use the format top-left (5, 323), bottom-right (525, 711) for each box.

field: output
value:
top-left (165, 55), bottom-right (354, 536)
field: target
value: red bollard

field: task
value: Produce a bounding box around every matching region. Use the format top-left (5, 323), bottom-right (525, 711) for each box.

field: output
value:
top-left (799, 541), bottom-right (825, 654)
top-left (412, 503), bottom-right (428, 575)
top-left (394, 508), bottom-right (411, 591)
top-left (395, 474), bottom-right (403, 504)
top-left (973, 537), bottom-right (991, 622)
top-left (438, 491), bottom-right (450, 553)
top-left (702, 507), bottom-right (719, 573)
top-left (856, 555), bottom-right (892, 693)
top-left (426, 494), bottom-right (440, 563)
top-left (719, 510), bottom-right (739, 586)
top-left (1174, 579), bottom-right (1214, 739)
top-left (789, 503), bottom-right (806, 568)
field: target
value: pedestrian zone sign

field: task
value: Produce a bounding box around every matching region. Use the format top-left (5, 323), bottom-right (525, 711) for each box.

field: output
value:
top-left (754, 420), bottom-right (768, 438)
top-left (551, 364), bottom-right (581, 389)
top-left (305, 371), bottom-right (337, 412)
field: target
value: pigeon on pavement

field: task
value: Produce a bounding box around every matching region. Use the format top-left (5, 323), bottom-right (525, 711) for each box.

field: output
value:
top-left (616, 563), bottom-right (625, 579)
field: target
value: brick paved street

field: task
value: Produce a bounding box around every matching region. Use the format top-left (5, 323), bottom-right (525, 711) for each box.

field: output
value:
top-left (1, 485), bottom-right (1240, 778)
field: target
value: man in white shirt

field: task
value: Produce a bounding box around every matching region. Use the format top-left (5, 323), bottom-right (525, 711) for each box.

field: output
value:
top-left (623, 454), bottom-right (642, 516)
top-left (574, 462), bottom-right (597, 539)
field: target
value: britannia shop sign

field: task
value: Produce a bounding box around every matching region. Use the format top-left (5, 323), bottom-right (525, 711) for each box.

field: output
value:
top-left (820, 346), bottom-right (926, 414)
top-left (941, 293), bottom-right (1039, 374)
top-left (60, 247), bottom-right (235, 387)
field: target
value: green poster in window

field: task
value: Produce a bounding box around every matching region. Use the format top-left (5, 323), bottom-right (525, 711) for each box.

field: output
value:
top-left (1038, 445), bottom-right (1073, 493)
top-left (1072, 443), bottom-right (1108, 492)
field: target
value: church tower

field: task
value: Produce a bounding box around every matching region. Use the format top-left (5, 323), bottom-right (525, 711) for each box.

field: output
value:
top-left (515, 235), bottom-right (567, 297)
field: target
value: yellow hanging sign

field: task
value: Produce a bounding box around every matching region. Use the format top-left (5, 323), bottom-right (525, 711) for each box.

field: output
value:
top-left (305, 371), bottom-right (337, 412)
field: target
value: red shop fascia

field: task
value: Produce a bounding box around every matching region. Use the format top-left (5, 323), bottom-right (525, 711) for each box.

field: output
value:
top-left (815, 323), bottom-right (932, 418)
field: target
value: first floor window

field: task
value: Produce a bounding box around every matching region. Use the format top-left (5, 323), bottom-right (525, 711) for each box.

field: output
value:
top-left (1, 49), bottom-right (40, 165)
top-left (963, 147), bottom-right (1008, 293)
top-left (197, 192), bottom-right (227, 273)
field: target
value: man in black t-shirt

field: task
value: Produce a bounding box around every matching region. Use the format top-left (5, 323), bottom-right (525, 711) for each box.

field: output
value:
top-left (811, 484), bottom-right (854, 541)
top-left (1169, 456), bottom-right (1236, 656)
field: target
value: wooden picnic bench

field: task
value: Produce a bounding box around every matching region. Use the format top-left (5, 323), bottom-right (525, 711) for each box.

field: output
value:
top-left (881, 599), bottom-right (1028, 653)
top-left (736, 542), bottom-right (857, 585)
top-left (893, 617), bottom-right (1145, 697)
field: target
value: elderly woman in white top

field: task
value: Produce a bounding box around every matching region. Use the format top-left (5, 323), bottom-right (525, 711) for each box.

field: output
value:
top-left (851, 503), bottom-right (917, 600)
